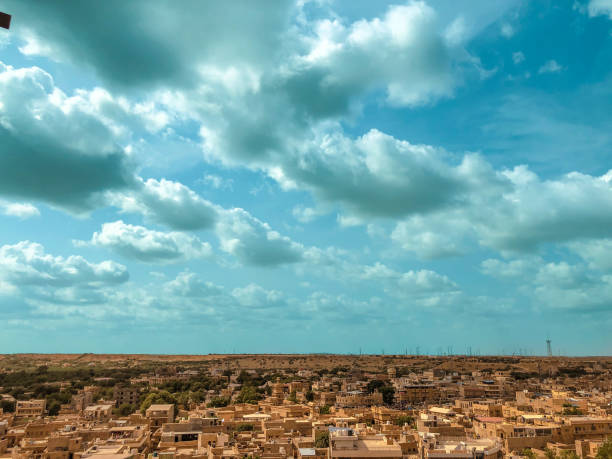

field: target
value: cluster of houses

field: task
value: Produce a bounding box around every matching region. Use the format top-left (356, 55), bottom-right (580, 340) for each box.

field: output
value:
top-left (0, 360), bottom-right (611, 459)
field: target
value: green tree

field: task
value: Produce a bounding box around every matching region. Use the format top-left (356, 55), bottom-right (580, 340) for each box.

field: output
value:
top-left (236, 423), bottom-right (254, 432)
top-left (48, 401), bottom-right (61, 416)
top-left (559, 451), bottom-right (579, 459)
top-left (236, 386), bottom-right (260, 404)
top-left (366, 380), bottom-right (385, 393)
top-left (596, 437), bottom-right (612, 459)
top-left (379, 386), bottom-right (395, 405)
top-left (544, 448), bottom-right (557, 459)
top-left (139, 390), bottom-right (177, 414)
top-left (176, 392), bottom-right (191, 409)
top-left (395, 415), bottom-right (414, 427)
top-left (562, 406), bottom-right (583, 415)
top-left (191, 390), bottom-right (206, 404)
top-left (522, 449), bottom-right (537, 459)
top-left (207, 396), bottom-right (230, 408)
top-left (288, 391), bottom-right (298, 403)
top-left (305, 390), bottom-right (314, 402)
top-left (314, 430), bottom-right (330, 448)
top-left (0, 400), bottom-right (16, 413)
top-left (117, 403), bottom-right (134, 416)
top-left (319, 405), bottom-right (331, 415)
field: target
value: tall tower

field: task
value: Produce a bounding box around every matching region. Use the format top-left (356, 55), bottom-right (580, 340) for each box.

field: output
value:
top-left (546, 339), bottom-right (552, 357)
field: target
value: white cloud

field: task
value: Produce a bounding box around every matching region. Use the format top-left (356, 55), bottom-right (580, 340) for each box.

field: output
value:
top-left (163, 271), bottom-right (223, 298)
top-left (277, 129), bottom-right (493, 219)
top-left (512, 51), bottom-right (525, 64)
top-left (216, 208), bottom-right (304, 266)
top-left (386, 161), bottom-right (612, 257)
top-left (391, 214), bottom-right (471, 259)
top-left (141, 0), bottom-right (477, 188)
top-left (481, 257), bottom-right (540, 278)
top-left (477, 167), bottom-right (612, 251)
top-left (232, 284), bottom-right (285, 309)
top-left (110, 178), bottom-right (218, 230)
top-left (6, 1), bottom-right (292, 89)
top-left (300, 250), bottom-right (460, 307)
top-left (397, 269), bottom-right (458, 293)
top-left (306, 1), bottom-right (456, 107)
top-left (202, 174), bottom-right (233, 190)
top-left (538, 59), bottom-right (563, 74)
top-left (0, 241), bottom-right (128, 306)
top-left (292, 205), bottom-right (330, 223)
top-left (0, 241), bottom-right (128, 286)
top-left (568, 239), bottom-right (612, 271)
top-left (588, 0), bottom-right (612, 18)
top-left (444, 16), bottom-right (468, 46)
top-left (0, 62), bottom-right (133, 210)
top-left (1, 202), bottom-right (40, 219)
top-left (533, 261), bottom-right (612, 312)
top-left (86, 220), bottom-right (213, 263)
top-left (481, 255), bottom-right (612, 313)
top-left (500, 23), bottom-right (515, 38)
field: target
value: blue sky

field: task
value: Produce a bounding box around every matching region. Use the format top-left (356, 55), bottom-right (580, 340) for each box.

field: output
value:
top-left (0, 0), bottom-right (611, 355)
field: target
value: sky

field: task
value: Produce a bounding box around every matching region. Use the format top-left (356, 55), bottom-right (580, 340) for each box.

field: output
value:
top-left (0, 0), bottom-right (611, 355)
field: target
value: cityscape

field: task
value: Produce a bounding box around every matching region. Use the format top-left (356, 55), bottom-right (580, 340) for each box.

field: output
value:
top-left (0, 353), bottom-right (612, 459)
top-left (1, 1), bottom-right (612, 458)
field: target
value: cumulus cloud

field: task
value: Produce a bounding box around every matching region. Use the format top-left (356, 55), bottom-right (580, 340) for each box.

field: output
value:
top-left (0, 4), bottom-right (479, 235)
top-left (588, 0), bottom-right (612, 18)
top-left (0, 241), bottom-right (128, 305)
top-left (533, 261), bottom-right (612, 312)
top-left (7, 1), bottom-right (460, 107)
top-left (386, 161), bottom-right (612, 257)
top-left (397, 269), bottom-right (457, 292)
top-left (512, 51), bottom-right (525, 64)
top-left (0, 241), bottom-right (128, 287)
top-left (292, 205), bottom-right (329, 223)
top-left (85, 220), bottom-right (213, 263)
top-left (391, 215), bottom-right (471, 259)
top-left (299, 248), bottom-right (460, 308)
top-left (0, 3), bottom-right (485, 233)
top-left (481, 257), bottom-right (540, 279)
top-left (0, 62), bottom-right (133, 210)
top-left (4, 0), bottom-right (292, 90)
top-left (0, 60), bottom-right (219, 231)
top-left (500, 23), bottom-right (515, 38)
top-left (122, 1), bottom-right (474, 195)
top-left (275, 129), bottom-right (501, 219)
top-left (291, 1), bottom-right (456, 109)
top-left (232, 284), bottom-right (286, 309)
top-left (216, 208), bottom-right (304, 266)
top-left (481, 255), bottom-right (612, 313)
top-left (110, 178), bottom-right (218, 231)
top-left (476, 167), bottom-right (612, 251)
top-left (538, 59), bottom-right (563, 74)
top-left (567, 239), bottom-right (612, 272)
top-left (3, 0), bottom-right (609, 327)
top-left (1, 202), bottom-right (40, 219)
top-left (6, 50), bottom-right (610, 265)
top-left (202, 174), bottom-right (233, 190)
top-left (394, 270), bottom-right (460, 308)
top-left (163, 271), bottom-right (223, 298)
